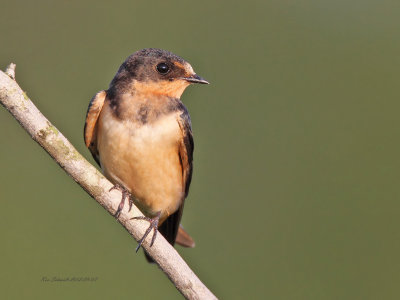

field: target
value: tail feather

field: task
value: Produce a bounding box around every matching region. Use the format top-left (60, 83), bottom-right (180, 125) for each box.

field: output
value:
top-left (144, 225), bottom-right (195, 263)
top-left (176, 226), bottom-right (195, 248)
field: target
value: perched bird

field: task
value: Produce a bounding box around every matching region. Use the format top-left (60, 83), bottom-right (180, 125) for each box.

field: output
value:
top-left (84, 48), bottom-right (208, 259)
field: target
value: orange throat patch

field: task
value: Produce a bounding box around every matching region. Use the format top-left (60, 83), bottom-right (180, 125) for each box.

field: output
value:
top-left (132, 79), bottom-right (191, 99)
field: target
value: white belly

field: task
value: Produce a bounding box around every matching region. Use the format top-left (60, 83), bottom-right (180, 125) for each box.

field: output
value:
top-left (97, 104), bottom-right (184, 219)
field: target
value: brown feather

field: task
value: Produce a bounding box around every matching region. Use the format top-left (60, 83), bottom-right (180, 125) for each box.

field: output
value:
top-left (154, 109), bottom-right (195, 249)
top-left (176, 226), bottom-right (195, 248)
top-left (84, 90), bottom-right (106, 165)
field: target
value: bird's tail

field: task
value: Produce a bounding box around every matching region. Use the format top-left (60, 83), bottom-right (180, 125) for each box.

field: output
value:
top-left (144, 225), bottom-right (195, 263)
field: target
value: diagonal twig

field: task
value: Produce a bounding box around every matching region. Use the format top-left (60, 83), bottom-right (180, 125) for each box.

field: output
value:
top-left (0, 63), bottom-right (217, 300)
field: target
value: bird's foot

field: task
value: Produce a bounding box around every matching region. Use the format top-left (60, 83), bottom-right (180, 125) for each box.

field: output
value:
top-left (131, 211), bottom-right (161, 252)
top-left (109, 184), bottom-right (133, 218)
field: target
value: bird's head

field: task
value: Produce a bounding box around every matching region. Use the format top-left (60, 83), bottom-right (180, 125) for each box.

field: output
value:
top-left (110, 48), bottom-right (209, 99)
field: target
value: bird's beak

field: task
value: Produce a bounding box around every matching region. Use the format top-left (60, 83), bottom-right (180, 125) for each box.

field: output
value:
top-left (182, 74), bottom-right (209, 84)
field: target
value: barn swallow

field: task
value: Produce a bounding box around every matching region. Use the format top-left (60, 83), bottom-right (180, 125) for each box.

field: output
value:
top-left (84, 48), bottom-right (208, 259)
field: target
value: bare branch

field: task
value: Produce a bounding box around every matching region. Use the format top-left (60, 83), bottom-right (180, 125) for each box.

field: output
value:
top-left (0, 66), bottom-right (217, 300)
top-left (5, 63), bottom-right (16, 80)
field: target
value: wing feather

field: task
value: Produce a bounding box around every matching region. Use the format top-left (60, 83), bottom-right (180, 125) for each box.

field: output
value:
top-left (158, 108), bottom-right (194, 247)
top-left (84, 90), bottom-right (106, 165)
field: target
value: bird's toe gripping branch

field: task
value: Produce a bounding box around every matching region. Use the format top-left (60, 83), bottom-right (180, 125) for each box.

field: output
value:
top-left (109, 184), bottom-right (134, 218)
top-left (131, 211), bottom-right (161, 252)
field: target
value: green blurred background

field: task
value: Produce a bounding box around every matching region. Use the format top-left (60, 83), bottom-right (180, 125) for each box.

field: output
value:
top-left (1, 0), bottom-right (400, 299)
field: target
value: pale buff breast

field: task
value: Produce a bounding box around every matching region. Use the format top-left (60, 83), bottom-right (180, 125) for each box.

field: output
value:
top-left (97, 102), bottom-right (184, 221)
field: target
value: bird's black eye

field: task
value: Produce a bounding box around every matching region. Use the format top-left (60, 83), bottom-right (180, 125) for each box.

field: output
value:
top-left (156, 63), bottom-right (170, 74)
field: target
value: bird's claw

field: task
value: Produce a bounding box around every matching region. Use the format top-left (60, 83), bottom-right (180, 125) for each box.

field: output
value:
top-left (109, 184), bottom-right (133, 218)
top-left (131, 211), bottom-right (161, 252)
